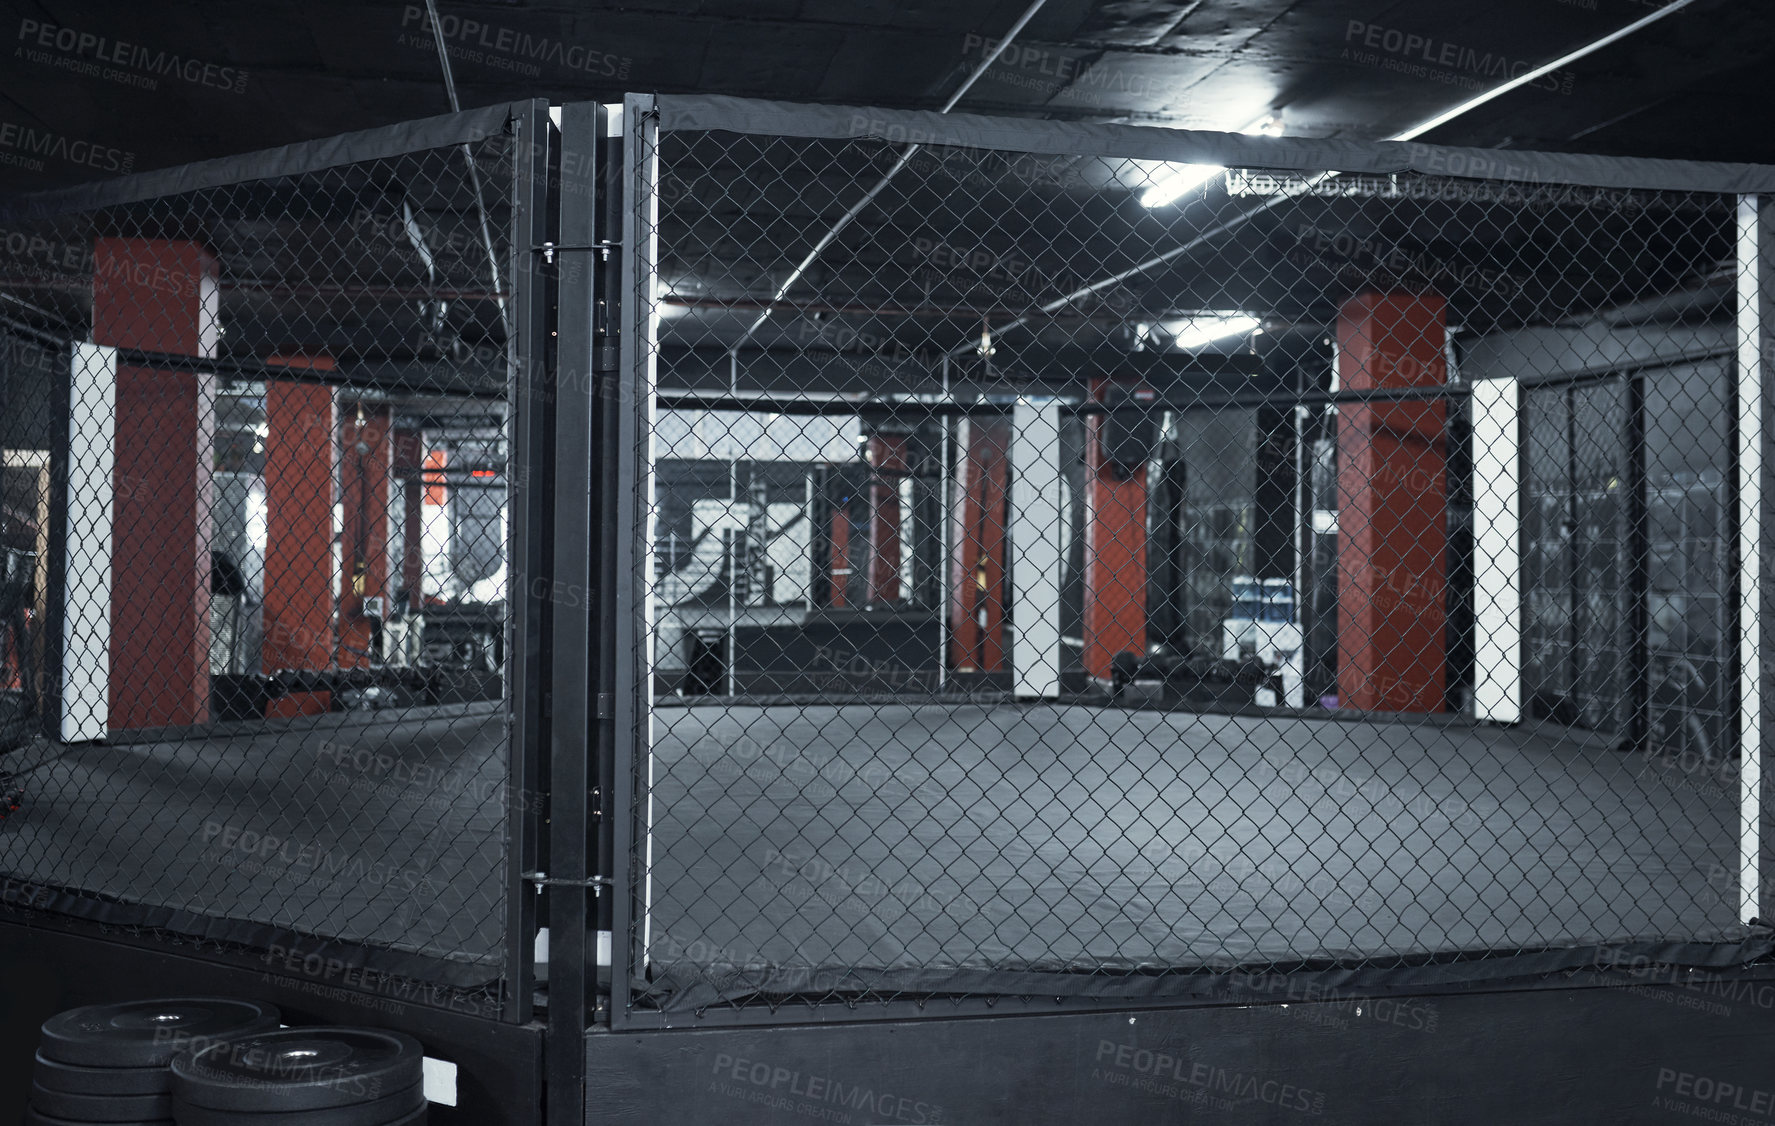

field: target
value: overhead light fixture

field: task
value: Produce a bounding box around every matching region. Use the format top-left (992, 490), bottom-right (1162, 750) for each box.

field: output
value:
top-left (1164, 313), bottom-right (1262, 350)
top-left (1139, 163), bottom-right (1225, 210)
top-left (1139, 112), bottom-right (1283, 209)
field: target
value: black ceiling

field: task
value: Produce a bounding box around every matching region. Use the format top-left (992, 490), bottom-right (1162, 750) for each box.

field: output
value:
top-left (0, 0), bottom-right (1770, 199)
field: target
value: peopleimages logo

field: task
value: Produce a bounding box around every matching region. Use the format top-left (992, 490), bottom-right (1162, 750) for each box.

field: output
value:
top-left (1343, 20), bottom-right (1573, 94)
top-left (709, 1053), bottom-right (943, 1125)
top-left (1655, 1068), bottom-right (1775, 1120)
top-left (0, 122), bottom-right (133, 175)
top-left (1093, 1040), bottom-right (1326, 1115)
top-left (397, 7), bottom-right (630, 79)
top-left (16, 19), bottom-right (248, 93)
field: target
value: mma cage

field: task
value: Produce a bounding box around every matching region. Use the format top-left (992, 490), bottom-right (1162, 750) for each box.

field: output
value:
top-left (0, 94), bottom-right (1772, 1044)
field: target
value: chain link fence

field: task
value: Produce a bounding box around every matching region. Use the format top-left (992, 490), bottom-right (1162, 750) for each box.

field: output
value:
top-left (614, 96), bottom-right (1766, 1022)
top-left (0, 104), bottom-right (547, 1016)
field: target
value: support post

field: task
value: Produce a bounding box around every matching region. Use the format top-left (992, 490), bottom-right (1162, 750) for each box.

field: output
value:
top-left (92, 238), bottom-right (218, 730)
top-left (336, 402), bottom-right (391, 669)
top-left (827, 497), bottom-right (852, 609)
top-left (506, 97), bottom-right (555, 1028)
top-left (263, 362), bottom-right (336, 716)
top-left (393, 428), bottom-right (426, 614)
top-left (1082, 378), bottom-right (1149, 684)
top-left (611, 91), bottom-right (660, 1030)
top-left (864, 429), bottom-right (909, 606)
top-left (949, 415), bottom-right (1009, 672)
top-left (1335, 292), bottom-right (1448, 713)
top-left (547, 98), bottom-right (596, 1126)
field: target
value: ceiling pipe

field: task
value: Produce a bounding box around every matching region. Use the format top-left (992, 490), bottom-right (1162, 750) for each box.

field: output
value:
top-left (423, 0), bottom-right (509, 335)
top-left (666, 296), bottom-right (1126, 319)
top-left (950, 0), bottom-right (1702, 357)
top-left (1392, 0), bottom-right (1700, 143)
top-left (725, 0), bottom-right (1053, 357)
top-left (0, 276), bottom-right (508, 303)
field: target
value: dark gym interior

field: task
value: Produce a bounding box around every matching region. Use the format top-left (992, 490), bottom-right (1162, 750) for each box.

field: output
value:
top-left (2, 4), bottom-right (1775, 1125)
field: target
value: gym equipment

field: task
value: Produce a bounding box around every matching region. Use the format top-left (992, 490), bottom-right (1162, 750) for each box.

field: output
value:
top-left (32, 1052), bottom-right (169, 1098)
top-left (1099, 385), bottom-right (1161, 480)
top-left (38, 999), bottom-right (281, 1069)
top-left (27, 1085), bottom-right (171, 1122)
top-left (23, 1110), bottom-right (169, 1126)
top-left (173, 1082), bottom-right (424, 1126)
top-left (377, 1106), bottom-right (429, 1126)
top-left (171, 1028), bottom-right (424, 1113)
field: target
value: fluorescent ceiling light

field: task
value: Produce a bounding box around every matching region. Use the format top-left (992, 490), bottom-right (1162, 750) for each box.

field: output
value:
top-left (1140, 164), bottom-right (1225, 209)
top-left (1139, 113), bottom-right (1284, 209)
top-left (1164, 313), bottom-right (1261, 350)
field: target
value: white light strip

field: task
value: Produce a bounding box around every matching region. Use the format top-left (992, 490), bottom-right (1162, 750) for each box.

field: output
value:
top-left (1139, 117), bottom-right (1282, 209)
top-left (1737, 195), bottom-right (1764, 924)
top-left (1139, 163), bottom-right (1227, 209)
top-left (1166, 313), bottom-right (1261, 349)
top-left (62, 343), bottom-right (114, 742)
top-left (1471, 376), bottom-right (1522, 724)
top-left (1009, 401), bottom-right (1064, 698)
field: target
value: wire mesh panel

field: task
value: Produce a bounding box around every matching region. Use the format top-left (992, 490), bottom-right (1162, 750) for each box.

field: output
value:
top-left (614, 97), bottom-right (1767, 1024)
top-left (0, 108), bottom-right (543, 1015)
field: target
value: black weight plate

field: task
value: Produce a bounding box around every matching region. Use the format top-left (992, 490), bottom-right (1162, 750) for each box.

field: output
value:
top-left (174, 1082), bottom-right (424, 1126)
top-left (40, 998), bottom-right (280, 1068)
top-left (381, 1105), bottom-right (427, 1126)
top-left (24, 1110), bottom-right (170, 1126)
top-left (33, 1051), bottom-right (170, 1096)
top-left (172, 1028), bottom-right (424, 1113)
top-left (29, 1082), bottom-right (173, 1122)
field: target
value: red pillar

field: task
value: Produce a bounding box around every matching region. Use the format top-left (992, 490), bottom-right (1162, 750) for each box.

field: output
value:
top-left (92, 239), bottom-right (218, 729)
top-left (337, 403), bottom-right (392, 669)
top-left (864, 432), bottom-right (909, 606)
top-left (827, 500), bottom-right (851, 609)
top-left (393, 429), bottom-right (426, 613)
top-left (262, 360), bottom-right (335, 717)
top-left (1083, 378), bottom-right (1149, 684)
top-left (1336, 291), bottom-right (1449, 713)
top-left (949, 417), bottom-right (1010, 672)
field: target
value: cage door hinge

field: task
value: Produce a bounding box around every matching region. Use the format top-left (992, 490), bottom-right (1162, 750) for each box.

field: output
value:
top-left (533, 241), bottom-right (621, 264)
top-left (523, 871), bottom-right (612, 891)
top-left (596, 692), bottom-right (615, 719)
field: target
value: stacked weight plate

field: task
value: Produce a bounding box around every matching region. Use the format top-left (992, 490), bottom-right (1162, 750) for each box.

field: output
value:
top-left (29, 999), bottom-right (281, 1126)
top-left (171, 1028), bottom-right (428, 1126)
